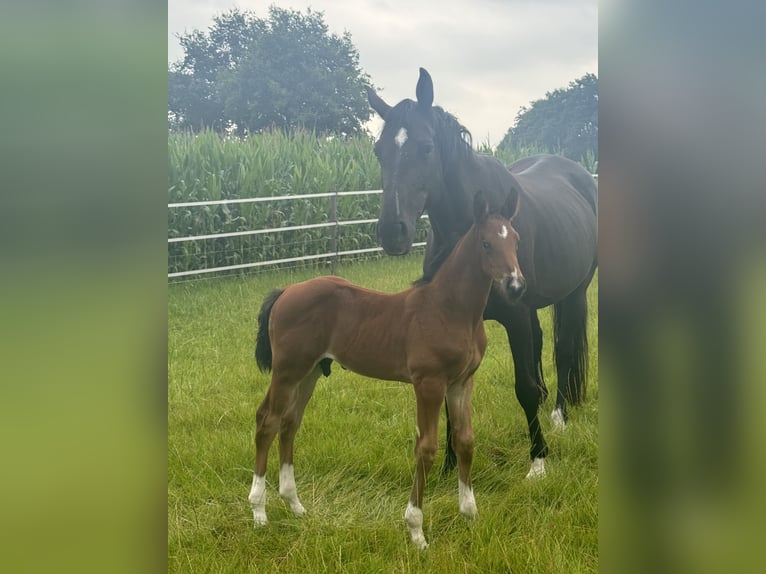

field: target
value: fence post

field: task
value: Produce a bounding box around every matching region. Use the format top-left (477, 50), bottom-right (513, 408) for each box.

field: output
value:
top-left (330, 190), bottom-right (338, 275)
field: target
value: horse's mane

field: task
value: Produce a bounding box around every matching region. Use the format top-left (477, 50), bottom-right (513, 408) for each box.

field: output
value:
top-left (383, 100), bottom-right (475, 286)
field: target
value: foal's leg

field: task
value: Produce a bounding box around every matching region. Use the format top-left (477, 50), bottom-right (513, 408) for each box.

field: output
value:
top-left (249, 371), bottom-right (301, 526)
top-left (277, 366), bottom-right (321, 516)
top-left (446, 377), bottom-right (477, 519)
top-left (405, 377), bottom-right (445, 550)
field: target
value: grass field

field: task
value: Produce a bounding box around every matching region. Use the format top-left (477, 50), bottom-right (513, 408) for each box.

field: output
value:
top-left (168, 255), bottom-right (598, 573)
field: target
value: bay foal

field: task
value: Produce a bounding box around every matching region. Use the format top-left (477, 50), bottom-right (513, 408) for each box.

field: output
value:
top-left (250, 191), bottom-right (524, 549)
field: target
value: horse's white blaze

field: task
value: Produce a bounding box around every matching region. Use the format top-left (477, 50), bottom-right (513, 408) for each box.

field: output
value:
top-left (498, 225), bottom-right (508, 239)
top-left (458, 479), bottom-right (477, 518)
top-left (249, 474), bottom-right (268, 526)
top-left (525, 457), bottom-right (546, 479)
top-left (394, 127), bottom-right (408, 148)
top-left (404, 501), bottom-right (428, 549)
top-left (511, 268), bottom-right (523, 290)
top-left (279, 464), bottom-right (305, 516)
top-left (551, 407), bottom-right (566, 430)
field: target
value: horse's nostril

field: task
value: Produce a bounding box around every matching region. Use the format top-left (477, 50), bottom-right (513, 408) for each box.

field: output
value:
top-left (398, 221), bottom-right (407, 236)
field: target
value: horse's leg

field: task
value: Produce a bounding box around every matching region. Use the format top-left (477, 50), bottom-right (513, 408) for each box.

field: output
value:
top-left (405, 377), bottom-right (445, 550)
top-left (277, 366), bottom-right (321, 517)
top-left (446, 377), bottom-right (477, 519)
top-left (503, 306), bottom-right (549, 478)
top-left (249, 371), bottom-right (300, 526)
top-left (441, 402), bottom-right (457, 475)
top-left (552, 277), bottom-right (592, 429)
top-left (530, 308), bottom-right (549, 401)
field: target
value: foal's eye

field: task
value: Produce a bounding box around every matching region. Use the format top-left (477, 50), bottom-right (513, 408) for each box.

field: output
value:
top-left (482, 240), bottom-right (491, 250)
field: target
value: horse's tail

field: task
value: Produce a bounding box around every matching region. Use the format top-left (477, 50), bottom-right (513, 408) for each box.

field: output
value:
top-left (255, 289), bottom-right (284, 373)
top-left (553, 283), bottom-right (590, 405)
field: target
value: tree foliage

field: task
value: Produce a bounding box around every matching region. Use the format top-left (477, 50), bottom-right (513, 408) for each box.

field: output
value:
top-left (498, 74), bottom-right (598, 164)
top-left (168, 7), bottom-right (372, 136)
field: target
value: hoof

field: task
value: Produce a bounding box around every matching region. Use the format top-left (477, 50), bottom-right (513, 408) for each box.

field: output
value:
top-left (288, 501), bottom-right (306, 516)
top-left (253, 510), bottom-right (268, 527)
top-left (525, 457), bottom-right (546, 479)
top-left (551, 408), bottom-right (566, 430)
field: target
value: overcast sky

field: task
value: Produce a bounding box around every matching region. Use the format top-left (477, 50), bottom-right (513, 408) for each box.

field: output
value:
top-left (168, 0), bottom-right (597, 147)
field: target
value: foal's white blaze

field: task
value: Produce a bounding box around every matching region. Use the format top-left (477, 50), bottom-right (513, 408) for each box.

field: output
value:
top-left (458, 479), bottom-right (477, 518)
top-left (510, 268), bottom-right (523, 290)
top-left (249, 474), bottom-right (268, 526)
top-left (279, 464), bottom-right (305, 516)
top-left (551, 407), bottom-right (566, 430)
top-left (498, 225), bottom-right (508, 239)
top-left (404, 501), bottom-right (428, 549)
top-left (394, 127), bottom-right (408, 148)
top-left (525, 457), bottom-right (547, 479)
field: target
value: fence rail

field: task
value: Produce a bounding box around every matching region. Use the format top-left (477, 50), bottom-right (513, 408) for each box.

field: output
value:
top-left (167, 175), bottom-right (596, 279)
top-left (167, 189), bottom-right (425, 279)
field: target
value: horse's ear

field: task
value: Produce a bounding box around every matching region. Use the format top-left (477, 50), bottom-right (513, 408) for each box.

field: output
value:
top-left (501, 187), bottom-right (520, 220)
top-left (366, 86), bottom-right (392, 118)
top-left (416, 68), bottom-right (434, 109)
top-left (473, 190), bottom-right (490, 224)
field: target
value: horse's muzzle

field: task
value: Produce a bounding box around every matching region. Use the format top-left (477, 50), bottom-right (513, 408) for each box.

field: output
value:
top-left (377, 219), bottom-right (412, 256)
top-left (500, 274), bottom-right (526, 301)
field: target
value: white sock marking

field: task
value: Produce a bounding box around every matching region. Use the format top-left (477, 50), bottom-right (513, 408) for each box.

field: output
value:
top-left (458, 479), bottom-right (477, 518)
top-left (394, 127), bottom-right (408, 148)
top-left (551, 407), bottom-right (566, 430)
top-left (248, 474), bottom-right (268, 526)
top-left (498, 225), bottom-right (508, 238)
top-left (525, 457), bottom-right (546, 479)
top-left (279, 464), bottom-right (305, 516)
top-left (404, 501), bottom-right (428, 549)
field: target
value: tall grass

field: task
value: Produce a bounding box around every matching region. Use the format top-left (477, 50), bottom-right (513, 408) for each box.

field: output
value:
top-left (168, 257), bottom-right (598, 572)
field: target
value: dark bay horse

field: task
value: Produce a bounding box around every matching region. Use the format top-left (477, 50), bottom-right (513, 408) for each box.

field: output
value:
top-left (250, 192), bottom-right (524, 549)
top-left (367, 68), bottom-right (598, 479)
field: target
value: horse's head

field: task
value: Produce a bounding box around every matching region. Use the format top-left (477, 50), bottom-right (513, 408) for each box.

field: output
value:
top-left (472, 190), bottom-right (526, 302)
top-left (367, 68), bottom-right (462, 255)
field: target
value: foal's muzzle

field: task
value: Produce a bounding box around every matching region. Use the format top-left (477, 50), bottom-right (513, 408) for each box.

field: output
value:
top-left (500, 273), bottom-right (526, 301)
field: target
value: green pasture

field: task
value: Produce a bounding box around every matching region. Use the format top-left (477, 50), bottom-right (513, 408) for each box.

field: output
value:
top-left (168, 256), bottom-right (598, 573)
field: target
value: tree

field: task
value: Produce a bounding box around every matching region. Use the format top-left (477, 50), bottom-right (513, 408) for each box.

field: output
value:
top-left (168, 7), bottom-right (372, 136)
top-left (498, 74), bottom-right (598, 165)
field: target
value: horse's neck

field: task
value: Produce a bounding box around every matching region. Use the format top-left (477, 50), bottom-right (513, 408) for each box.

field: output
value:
top-left (430, 231), bottom-right (491, 321)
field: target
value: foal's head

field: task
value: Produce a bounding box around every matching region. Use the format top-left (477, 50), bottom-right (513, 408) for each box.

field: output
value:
top-left (472, 191), bottom-right (525, 302)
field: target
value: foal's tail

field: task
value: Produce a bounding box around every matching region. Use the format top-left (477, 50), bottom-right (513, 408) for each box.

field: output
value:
top-left (255, 289), bottom-right (284, 373)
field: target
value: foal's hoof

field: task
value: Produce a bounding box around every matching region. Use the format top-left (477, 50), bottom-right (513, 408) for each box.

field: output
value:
top-left (411, 536), bottom-right (429, 550)
top-left (288, 501), bottom-right (306, 516)
top-left (253, 511), bottom-right (268, 527)
top-left (525, 457), bottom-right (546, 479)
top-left (460, 500), bottom-right (478, 519)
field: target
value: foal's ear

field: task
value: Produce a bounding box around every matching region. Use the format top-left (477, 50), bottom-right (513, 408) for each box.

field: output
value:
top-left (366, 86), bottom-right (392, 118)
top-left (473, 190), bottom-right (490, 223)
top-left (500, 187), bottom-right (520, 220)
top-left (416, 67), bottom-right (434, 109)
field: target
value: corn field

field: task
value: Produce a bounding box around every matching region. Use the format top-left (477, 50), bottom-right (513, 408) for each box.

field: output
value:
top-left (167, 130), bottom-right (594, 278)
top-left (167, 130), bottom-right (424, 277)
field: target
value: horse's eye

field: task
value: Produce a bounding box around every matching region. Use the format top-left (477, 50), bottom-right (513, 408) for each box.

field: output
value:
top-left (420, 143), bottom-right (434, 156)
top-left (482, 240), bottom-right (491, 250)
